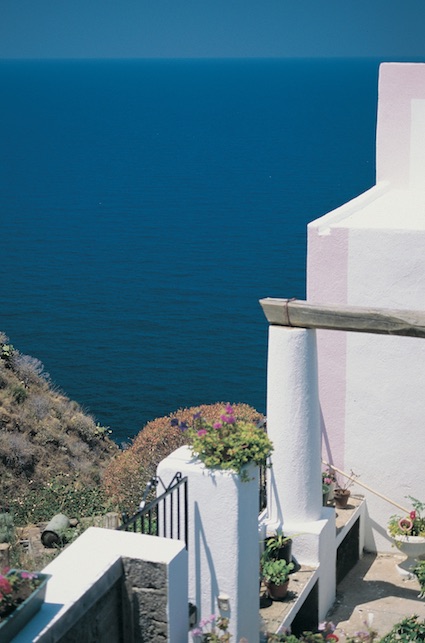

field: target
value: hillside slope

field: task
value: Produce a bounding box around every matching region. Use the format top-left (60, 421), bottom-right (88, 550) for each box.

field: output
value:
top-left (0, 333), bottom-right (118, 520)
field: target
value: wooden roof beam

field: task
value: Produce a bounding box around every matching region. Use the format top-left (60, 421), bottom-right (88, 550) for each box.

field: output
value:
top-left (259, 298), bottom-right (425, 339)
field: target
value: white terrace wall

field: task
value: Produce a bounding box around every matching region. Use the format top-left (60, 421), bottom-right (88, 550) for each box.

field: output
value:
top-left (307, 63), bottom-right (425, 552)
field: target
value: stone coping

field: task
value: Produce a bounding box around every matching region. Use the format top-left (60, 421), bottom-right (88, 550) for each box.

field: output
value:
top-left (333, 495), bottom-right (365, 547)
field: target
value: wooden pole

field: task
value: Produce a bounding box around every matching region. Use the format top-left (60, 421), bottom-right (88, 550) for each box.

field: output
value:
top-left (260, 298), bottom-right (425, 339)
top-left (322, 461), bottom-right (410, 513)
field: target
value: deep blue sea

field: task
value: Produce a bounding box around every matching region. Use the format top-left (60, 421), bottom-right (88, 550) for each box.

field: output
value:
top-left (0, 58), bottom-right (379, 444)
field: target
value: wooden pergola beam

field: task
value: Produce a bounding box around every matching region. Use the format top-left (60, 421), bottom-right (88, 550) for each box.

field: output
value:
top-left (259, 298), bottom-right (425, 339)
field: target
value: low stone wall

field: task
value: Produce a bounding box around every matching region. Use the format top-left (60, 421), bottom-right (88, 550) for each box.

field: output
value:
top-left (59, 577), bottom-right (124, 643)
top-left (57, 558), bottom-right (170, 642)
top-left (122, 558), bottom-right (169, 642)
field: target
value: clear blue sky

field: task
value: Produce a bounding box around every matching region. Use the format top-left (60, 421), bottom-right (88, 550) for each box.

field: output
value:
top-left (1, 0), bottom-right (425, 59)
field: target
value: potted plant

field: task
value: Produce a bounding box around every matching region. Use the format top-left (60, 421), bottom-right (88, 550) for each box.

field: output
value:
top-left (333, 470), bottom-right (358, 509)
top-left (171, 404), bottom-right (273, 479)
top-left (261, 558), bottom-right (294, 600)
top-left (0, 569), bottom-right (51, 642)
top-left (322, 467), bottom-right (337, 501)
top-left (263, 529), bottom-right (295, 565)
top-left (322, 483), bottom-right (330, 506)
top-left (387, 497), bottom-right (425, 576)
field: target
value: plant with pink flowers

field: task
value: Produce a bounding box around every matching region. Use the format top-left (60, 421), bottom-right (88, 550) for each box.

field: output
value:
top-left (191, 614), bottom-right (231, 642)
top-left (322, 467), bottom-right (336, 487)
top-left (171, 404), bottom-right (273, 477)
top-left (388, 497), bottom-right (425, 538)
top-left (0, 569), bottom-right (44, 621)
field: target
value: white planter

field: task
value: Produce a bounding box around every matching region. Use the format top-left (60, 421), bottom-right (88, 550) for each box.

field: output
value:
top-left (327, 482), bottom-right (336, 501)
top-left (158, 446), bottom-right (260, 643)
top-left (390, 533), bottom-right (425, 578)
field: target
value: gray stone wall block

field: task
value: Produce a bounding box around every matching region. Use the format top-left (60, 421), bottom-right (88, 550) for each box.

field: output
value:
top-left (122, 556), bottom-right (170, 642)
top-left (123, 558), bottom-right (168, 591)
top-left (133, 587), bottom-right (167, 616)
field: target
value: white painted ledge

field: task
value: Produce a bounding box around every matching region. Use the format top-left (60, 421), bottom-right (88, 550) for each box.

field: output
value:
top-left (307, 182), bottom-right (390, 235)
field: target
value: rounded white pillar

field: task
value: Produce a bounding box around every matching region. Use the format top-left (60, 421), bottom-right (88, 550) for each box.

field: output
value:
top-left (266, 326), bottom-right (322, 524)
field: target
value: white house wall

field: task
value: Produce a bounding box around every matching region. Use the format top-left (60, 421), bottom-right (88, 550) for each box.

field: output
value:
top-left (307, 63), bottom-right (425, 553)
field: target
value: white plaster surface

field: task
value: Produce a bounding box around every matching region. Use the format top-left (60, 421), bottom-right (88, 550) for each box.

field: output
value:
top-left (264, 325), bottom-right (338, 620)
top-left (332, 189), bottom-right (425, 230)
top-left (410, 99), bottom-right (425, 188)
top-left (307, 184), bottom-right (390, 236)
top-left (376, 62), bottom-right (425, 187)
top-left (157, 446), bottom-right (259, 643)
top-left (266, 326), bottom-right (322, 524)
top-left (307, 62), bottom-right (425, 553)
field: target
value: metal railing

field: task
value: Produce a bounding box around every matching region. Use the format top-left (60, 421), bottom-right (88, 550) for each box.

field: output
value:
top-left (259, 462), bottom-right (267, 513)
top-left (118, 472), bottom-right (188, 549)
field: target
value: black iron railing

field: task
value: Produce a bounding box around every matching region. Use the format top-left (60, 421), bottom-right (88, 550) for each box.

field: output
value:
top-left (259, 462), bottom-right (267, 513)
top-left (257, 418), bottom-right (268, 513)
top-left (118, 472), bottom-right (188, 549)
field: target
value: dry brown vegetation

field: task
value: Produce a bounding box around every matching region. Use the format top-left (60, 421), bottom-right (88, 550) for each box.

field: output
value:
top-left (0, 332), bottom-right (265, 525)
top-left (103, 402), bottom-right (265, 514)
top-left (0, 333), bottom-right (118, 523)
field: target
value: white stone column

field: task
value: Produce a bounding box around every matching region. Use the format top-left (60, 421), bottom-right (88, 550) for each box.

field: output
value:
top-left (266, 326), bottom-right (322, 526)
top-left (157, 446), bottom-right (259, 643)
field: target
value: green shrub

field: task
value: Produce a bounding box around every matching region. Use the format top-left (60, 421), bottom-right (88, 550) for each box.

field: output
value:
top-left (271, 616), bottom-right (425, 642)
top-left (414, 560), bottom-right (425, 598)
top-left (267, 633), bottom-right (327, 642)
top-left (8, 475), bottom-right (115, 525)
top-left (12, 386), bottom-right (28, 404)
top-left (379, 615), bottom-right (425, 642)
top-left (0, 512), bottom-right (14, 543)
top-left (0, 343), bottom-right (15, 367)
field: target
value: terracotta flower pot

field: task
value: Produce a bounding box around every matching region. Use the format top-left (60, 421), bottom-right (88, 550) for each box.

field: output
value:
top-left (265, 579), bottom-right (289, 600)
top-left (334, 488), bottom-right (350, 508)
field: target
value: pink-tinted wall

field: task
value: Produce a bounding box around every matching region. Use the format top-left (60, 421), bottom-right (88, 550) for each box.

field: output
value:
top-left (377, 63), bottom-right (425, 187)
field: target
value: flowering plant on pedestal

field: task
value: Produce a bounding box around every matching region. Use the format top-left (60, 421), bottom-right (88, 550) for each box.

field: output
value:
top-left (388, 497), bottom-right (425, 538)
top-left (387, 498), bottom-right (425, 577)
top-left (171, 404), bottom-right (273, 478)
